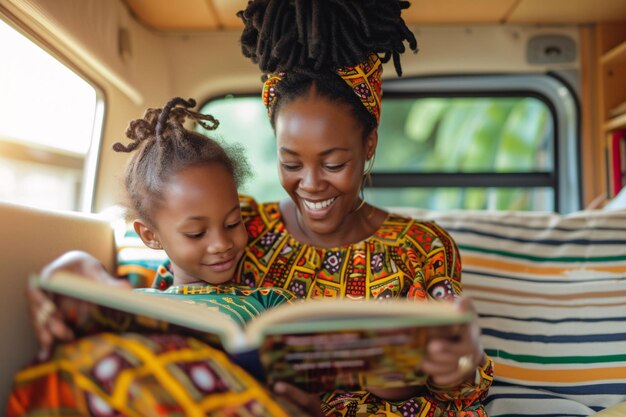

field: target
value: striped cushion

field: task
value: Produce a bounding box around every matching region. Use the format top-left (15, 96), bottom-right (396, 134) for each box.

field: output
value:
top-left (392, 208), bottom-right (626, 416)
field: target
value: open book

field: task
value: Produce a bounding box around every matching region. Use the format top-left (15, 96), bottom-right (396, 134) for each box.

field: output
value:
top-left (35, 271), bottom-right (472, 393)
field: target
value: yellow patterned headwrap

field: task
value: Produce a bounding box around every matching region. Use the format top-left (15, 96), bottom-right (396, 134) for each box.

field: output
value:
top-left (262, 53), bottom-right (383, 124)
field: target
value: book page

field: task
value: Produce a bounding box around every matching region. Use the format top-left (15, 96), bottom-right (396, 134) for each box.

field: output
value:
top-left (245, 298), bottom-right (470, 340)
top-left (244, 299), bottom-right (472, 392)
top-left (37, 271), bottom-right (248, 352)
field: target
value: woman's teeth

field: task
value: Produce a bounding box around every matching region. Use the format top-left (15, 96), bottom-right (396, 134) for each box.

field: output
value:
top-left (303, 197), bottom-right (336, 210)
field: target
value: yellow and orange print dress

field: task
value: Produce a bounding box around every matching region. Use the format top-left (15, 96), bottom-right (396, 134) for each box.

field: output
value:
top-left (237, 196), bottom-right (494, 417)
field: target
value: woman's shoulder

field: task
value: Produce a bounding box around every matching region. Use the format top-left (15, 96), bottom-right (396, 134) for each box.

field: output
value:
top-left (240, 194), bottom-right (281, 218)
top-left (377, 212), bottom-right (457, 246)
top-left (240, 194), bottom-right (284, 238)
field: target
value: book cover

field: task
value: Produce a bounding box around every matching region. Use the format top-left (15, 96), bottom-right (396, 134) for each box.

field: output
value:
top-left (35, 271), bottom-right (472, 393)
top-left (610, 129), bottom-right (626, 196)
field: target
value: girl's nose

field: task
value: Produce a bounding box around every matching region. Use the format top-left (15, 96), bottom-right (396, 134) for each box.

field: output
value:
top-left (206, 231), bottom-right (233, 254)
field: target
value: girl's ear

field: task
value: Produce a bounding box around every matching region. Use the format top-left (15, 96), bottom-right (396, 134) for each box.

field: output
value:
top-left (365, 128), bottom-right (378, 161)
top-left (133, 220), bottom-right (162, 250)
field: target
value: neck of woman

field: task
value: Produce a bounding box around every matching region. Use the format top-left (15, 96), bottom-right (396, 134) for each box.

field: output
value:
top-left (279, 199), bottom-right (387, 248)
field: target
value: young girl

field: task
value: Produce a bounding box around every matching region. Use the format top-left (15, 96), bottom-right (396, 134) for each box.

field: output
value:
top-left (39, 97), bottom-right (295, 329)
top-left (115, 96), bottom-right (295, 325)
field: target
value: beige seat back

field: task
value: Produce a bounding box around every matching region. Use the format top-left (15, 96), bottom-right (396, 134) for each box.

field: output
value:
top-left (0, 201), bottom-right (115, 411)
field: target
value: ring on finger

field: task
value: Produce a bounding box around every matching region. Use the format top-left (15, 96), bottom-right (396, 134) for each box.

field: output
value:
top-left (36, 299), bottom-right (57, 327)
top-left (457, 354), bottom-right (474, 375)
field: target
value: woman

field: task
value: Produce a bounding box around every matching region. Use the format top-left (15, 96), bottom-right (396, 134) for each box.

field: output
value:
top-left (232, 1), bottom-right (492, 414)
top-left (11, 1), bottom-right (492, 416)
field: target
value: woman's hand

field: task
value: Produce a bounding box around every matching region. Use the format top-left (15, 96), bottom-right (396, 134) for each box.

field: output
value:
top-left (28, 250), bottom-right (130, 360)
top-left (421, 296), bottom-right (485, 388)
top-left (272, 382), bottom-right (325, 417)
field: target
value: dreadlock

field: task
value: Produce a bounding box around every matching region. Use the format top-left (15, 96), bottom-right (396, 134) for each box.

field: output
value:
top-left (113, 97), bottom-right (251, 225)
top-left (238, 0), bottom-right (418, 75)
top-left (238, 0), bottom-right (418, 136)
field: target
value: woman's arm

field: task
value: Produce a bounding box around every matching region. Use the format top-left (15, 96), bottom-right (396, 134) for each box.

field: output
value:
top-left (419, 224), bottom-right (493, 405)
top-left (367, 221), bottom-right (492, 404)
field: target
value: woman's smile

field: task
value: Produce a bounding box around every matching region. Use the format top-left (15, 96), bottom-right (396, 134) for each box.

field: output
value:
top-left (301, 197), bottom-right (337, 211)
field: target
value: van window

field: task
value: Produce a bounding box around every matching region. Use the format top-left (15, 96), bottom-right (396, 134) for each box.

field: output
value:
top-left (0, 19), bottom-right (101, 212)
top-left (201, 74), bottom-right (578, 212)
top-left (371, 95), bottom-right (554, 211)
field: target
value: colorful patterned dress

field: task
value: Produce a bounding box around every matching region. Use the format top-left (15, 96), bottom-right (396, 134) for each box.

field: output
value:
top-left (236, 196), bottom-right (494, 416)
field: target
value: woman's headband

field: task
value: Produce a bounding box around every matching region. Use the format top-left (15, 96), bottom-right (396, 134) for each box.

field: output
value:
top-left (262, 53), bottom-right (383, 124)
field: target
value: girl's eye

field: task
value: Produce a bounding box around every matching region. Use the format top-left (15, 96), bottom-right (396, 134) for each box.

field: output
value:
top-left (226, 220), bottom-right (242, 229)
top-left (324, 163), bottom-right (346, 172)
top-left (184, 232), bottom-right (205, 239)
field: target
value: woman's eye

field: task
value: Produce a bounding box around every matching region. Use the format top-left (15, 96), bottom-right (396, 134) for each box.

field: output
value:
top-left (184, 232), bottom-right (205, 239)
top-left (324, 163), bottom-right (346, 171)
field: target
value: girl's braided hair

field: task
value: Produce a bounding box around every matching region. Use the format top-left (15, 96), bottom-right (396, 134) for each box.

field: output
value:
top-left (113, 97), bottom-right (250, 225)
top-left (238, 0), bottom-right (418, 135)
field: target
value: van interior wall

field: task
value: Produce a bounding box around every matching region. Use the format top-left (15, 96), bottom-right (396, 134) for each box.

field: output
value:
top-left (163, 25), bottom-right (581, 100)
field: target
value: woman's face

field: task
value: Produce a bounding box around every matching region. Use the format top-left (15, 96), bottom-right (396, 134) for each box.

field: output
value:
top-left (275, 93), bottom-right (377, 238)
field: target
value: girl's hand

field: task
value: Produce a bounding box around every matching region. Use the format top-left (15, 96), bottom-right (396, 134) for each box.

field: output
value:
top-left (27, 283), bottom-right (74, 360)
top-left (273, 382), bottom-right (325, 417)
top-left (421, 296), bottom-right (485, 388)
top-left (29, 250), bottom-right (130, 359)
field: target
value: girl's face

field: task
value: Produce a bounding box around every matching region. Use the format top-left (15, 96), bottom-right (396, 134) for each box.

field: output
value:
top-left (275, 93), bottom-right (377, 240)
top-left (136, 164), bottom-right (247, 286)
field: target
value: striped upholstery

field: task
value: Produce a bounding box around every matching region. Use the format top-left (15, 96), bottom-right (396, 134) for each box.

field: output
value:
top-left (392, 208), bottom-right (626, 416)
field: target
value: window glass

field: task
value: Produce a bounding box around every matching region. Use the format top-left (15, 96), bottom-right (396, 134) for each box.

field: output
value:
top-left (378, 97), bottom-right (553, 173)
top-left (200, 96), bottom-right (287, 202)
top-left (200, 93), bottom-right (556, 211)
top-left (0, 19), bottom-right (99, 211)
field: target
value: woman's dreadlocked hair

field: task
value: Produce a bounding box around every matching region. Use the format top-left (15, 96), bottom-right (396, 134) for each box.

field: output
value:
top-left (238, 0), bottom-right (417, 74)
top-left (238, 0), bottom-right (418, 136)
top-left (113, 97), bottom-right (251, 226)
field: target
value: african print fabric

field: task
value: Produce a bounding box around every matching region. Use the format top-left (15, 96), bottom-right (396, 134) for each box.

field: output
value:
top-left (335, 53), bottom-right (383, 123)
top-left (238, 196), bottom-right (461, 301)
top-left (7, 333), bottom-right (298, 417)
top-left (262, 53), bottom-right (383, 123)
top-left (236, 196), bottom-right (493, 415)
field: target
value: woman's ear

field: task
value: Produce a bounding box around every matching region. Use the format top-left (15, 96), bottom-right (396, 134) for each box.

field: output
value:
top-left (133, 220), bottom-right (162, 250)
top-left (365, 129), bottom-right (378, 160)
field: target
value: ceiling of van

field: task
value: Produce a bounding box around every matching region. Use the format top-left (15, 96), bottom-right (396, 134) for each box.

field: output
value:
top-left (122, 0), bottom-right (626, 31)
